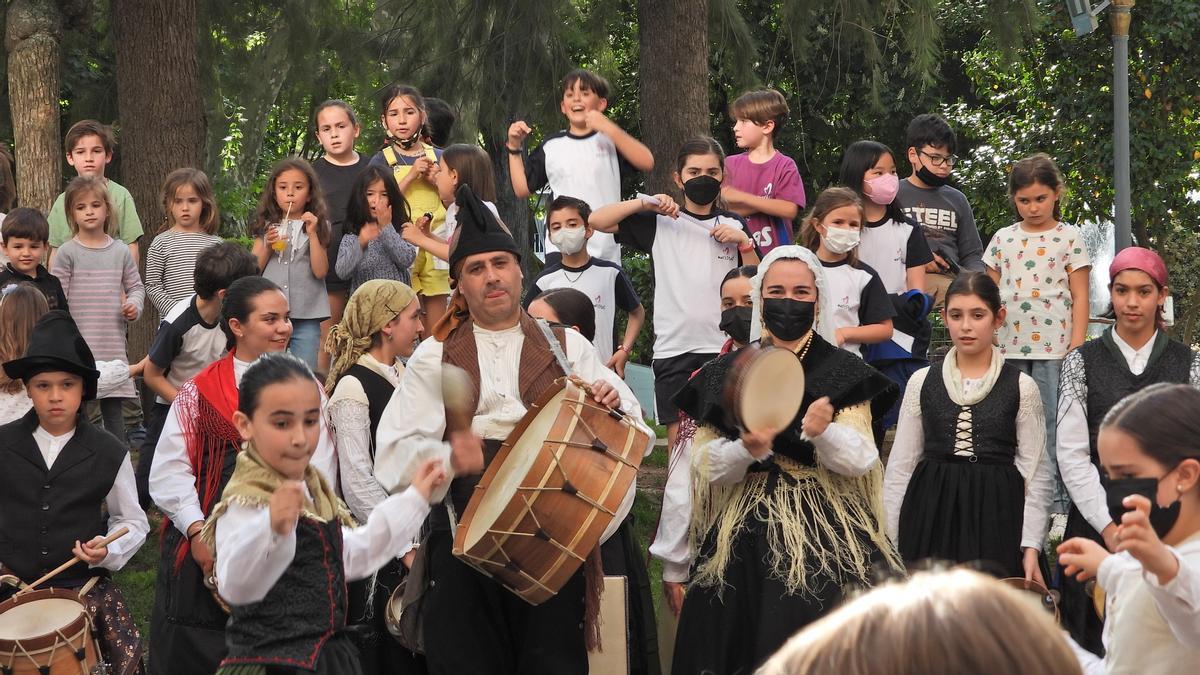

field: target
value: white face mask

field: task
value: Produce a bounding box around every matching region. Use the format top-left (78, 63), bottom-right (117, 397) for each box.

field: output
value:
top-left (550, 226), bottom-right (588, 255)
top-left (821, 226), bottom-right (860, 254)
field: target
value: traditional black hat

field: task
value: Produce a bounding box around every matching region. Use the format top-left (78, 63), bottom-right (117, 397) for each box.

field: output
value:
top-left (447, 183), bottom-right (521, 278)
top-left (2, 310), bottom-right (100, 400)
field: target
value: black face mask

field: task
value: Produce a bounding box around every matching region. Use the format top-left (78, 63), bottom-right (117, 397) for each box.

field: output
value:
top-left (762, 297), bottom-right (815, 342)
top-left (683, 175), bottom-right (721, 206)
top-left (916, 164), bottom-right (951, 188)
top-left (719, 306), bottom-right (752, 345)
top-left (1102, 474), bottom-right (1183, 539)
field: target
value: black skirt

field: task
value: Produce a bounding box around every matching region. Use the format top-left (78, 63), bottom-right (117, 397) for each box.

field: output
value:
top-left (897, 455), bottom-right (1025, 578)
top-left (345, 558), bottom-right (427, 675)
top-left (148, 526), bottom-right (229, 675)
top-left (672, 502), bottom-right (885, 675)
top-left (1058, 505), bottom-right (1106, 657)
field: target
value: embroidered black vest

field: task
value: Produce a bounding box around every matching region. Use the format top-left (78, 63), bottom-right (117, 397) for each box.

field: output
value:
top-left (1079, 337), bottom-right (1192, 465)
top-left (919, 364), bottom-right (1021, 462)
top-left (222, 517), bottom-right (347, 669)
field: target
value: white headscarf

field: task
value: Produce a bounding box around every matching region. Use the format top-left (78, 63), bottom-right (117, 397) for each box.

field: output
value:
top-left (749, 245), bottom-right (837, 345)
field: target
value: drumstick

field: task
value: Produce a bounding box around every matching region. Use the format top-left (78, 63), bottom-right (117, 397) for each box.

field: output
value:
top-left (443, 364), bottom-right (474, 433)
top-left (16, 527), bottom-right (130, 596)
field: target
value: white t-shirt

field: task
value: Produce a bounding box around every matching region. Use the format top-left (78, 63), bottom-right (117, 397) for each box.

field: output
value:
top-left (526, 257), bottom-right (641, 363)
top-left (525, 130), bottom-right (634, 264)
top-left (858, 214), bottom-right (934, 294)
top-left (146, 295), bottom-right (228, 404)
top-left (820, 258), bottom-right (895, 357)
top-left (616, 209), bottom-right (752, 359)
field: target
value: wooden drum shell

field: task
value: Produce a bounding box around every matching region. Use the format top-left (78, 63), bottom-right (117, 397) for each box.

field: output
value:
top-left (452, 378), bottom-right (649, 605)
top-left (0, 588), bottom-right (99, 674)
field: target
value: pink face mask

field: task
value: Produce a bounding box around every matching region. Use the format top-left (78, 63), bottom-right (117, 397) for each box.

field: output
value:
top-left (864, 173), bottom-right (899, 206)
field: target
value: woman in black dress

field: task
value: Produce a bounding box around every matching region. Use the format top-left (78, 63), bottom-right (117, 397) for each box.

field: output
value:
top-left (671, 245), bottom-right (900, 675)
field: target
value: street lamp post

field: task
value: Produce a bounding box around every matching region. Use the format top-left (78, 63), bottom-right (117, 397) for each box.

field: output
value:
top-left (1111, 0), bottom-right (1134, 250)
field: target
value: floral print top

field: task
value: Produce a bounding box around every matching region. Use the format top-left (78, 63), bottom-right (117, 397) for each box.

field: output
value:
top-left (986, 222), bottom-right (1091, 360)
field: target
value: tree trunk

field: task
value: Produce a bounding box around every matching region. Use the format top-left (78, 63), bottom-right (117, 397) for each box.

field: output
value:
top-left (112, 0), bottom-right (205, 360)
top-left (638, 0), bottom-right (710, 195)
top-left (5, 0), bottom-right (64, 212)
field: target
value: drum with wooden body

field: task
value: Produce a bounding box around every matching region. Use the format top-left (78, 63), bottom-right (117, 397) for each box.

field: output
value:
top-left (0, 587), bottom-right (100, 675)
top-left (453, 377), bottom-right (650, 605)
top-left (723, 346), bottom-right (806, 433)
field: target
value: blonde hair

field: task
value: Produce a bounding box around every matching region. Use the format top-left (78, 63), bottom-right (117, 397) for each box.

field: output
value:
top-left (0, 284), bottom-right (50, 393)
top-left (63, 176), bottom-right (119, 237)
top-left (799, 186), bottom-right (864, 265)
top-left (757, 569), bottom-right (1081, 675)
top-left (161, 167), bottom-right (220, 234)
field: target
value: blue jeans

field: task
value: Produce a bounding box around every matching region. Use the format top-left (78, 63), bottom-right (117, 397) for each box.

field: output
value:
top-left (1008, 358), bottom-right (1068, 513)
top-left (288, 318), bottom-right (322, 372)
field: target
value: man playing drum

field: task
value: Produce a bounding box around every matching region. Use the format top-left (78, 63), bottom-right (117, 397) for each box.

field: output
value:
top-left (374, 184), bottom-right (652, 675)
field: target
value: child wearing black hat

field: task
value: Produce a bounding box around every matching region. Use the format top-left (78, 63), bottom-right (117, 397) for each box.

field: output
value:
top-left (0, 310), bottom-right (150, 672)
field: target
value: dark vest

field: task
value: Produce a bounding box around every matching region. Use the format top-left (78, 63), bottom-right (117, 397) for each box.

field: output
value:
top-left (222, 517), bottom-right (347, 669)
top-left (0, 410), bottom-right (126, 583)
top-left (437, 313), bottom-right (566, 518)
top-left (1079, 335), bottom-right (1192, 465)
top-left (440, 313), bottom-right (568, 426)
top-left (341, 363), bottom-right (395, 460)
top-left (919, 363), bottom-right (1021, 462)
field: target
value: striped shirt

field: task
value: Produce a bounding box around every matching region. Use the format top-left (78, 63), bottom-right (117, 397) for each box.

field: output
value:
top-left (144, 229), bottom-right (223, 315)
top-left (50, 236), bottom-right (145, 399)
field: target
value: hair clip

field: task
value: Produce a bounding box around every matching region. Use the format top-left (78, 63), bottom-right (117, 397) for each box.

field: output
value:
top-left (1, 283), bottom-right (18, 298)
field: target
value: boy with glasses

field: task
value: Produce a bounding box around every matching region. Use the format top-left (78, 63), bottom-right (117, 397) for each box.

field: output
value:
top-left (897, 114), bottom-right (984, 309)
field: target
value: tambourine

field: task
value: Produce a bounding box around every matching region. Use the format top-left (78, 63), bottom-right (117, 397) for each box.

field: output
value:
top-left (722, 346), bottom-right (805, 433)
top-left (999, 577), bottom-right (1061, 622)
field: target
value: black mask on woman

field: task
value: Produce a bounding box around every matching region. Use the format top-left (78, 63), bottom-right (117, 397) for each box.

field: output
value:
top-left (762, 298), bottom-right (815, 341)
top-left (1102, 474), bottom-right (1183, 539)
top-left (683, 175), bottom-right (721, 206)
top-left (719, 306), bottom-right (752, 345)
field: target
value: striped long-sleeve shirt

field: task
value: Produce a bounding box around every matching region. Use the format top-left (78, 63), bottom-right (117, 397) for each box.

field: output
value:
top-left (50, 236), bottom-right (145, 399)
top-left (144, 229), bottom-right (223, 315)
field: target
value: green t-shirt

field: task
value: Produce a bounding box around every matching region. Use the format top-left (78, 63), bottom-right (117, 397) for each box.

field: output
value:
top-left (48, 178), bottom-right (144, 248)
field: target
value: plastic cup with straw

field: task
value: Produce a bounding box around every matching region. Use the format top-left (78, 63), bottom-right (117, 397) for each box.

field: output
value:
top-left (272, 201), bottom-right (294, 253)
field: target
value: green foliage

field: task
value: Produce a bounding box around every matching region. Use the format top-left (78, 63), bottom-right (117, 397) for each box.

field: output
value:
top-left (949, 0), bottom-right (1200, 340)
top-left (617, 251), bottom-right (654, 364)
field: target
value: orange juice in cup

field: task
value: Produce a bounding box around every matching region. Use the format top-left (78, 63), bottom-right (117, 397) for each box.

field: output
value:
top-left (271, 224), bottom-right (288, 252)
top-left (271, 202), bottom-right (294, 252)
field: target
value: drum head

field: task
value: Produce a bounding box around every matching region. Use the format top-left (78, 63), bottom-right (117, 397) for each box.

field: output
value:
top-left (0, 597), bottom-right (86, 639)
top-left (738, 348), bottom-right (805, 433)
top-left (462, 386), bottom-right (572, 552)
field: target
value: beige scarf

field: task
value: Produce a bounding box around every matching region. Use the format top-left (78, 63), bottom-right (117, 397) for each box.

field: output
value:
top-left (324, 279), bottom-right (416, 395)
top-left (941, 345), bottom-right (1006, 406)
top-left (200, 442), bottom-right (356, 549)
